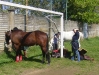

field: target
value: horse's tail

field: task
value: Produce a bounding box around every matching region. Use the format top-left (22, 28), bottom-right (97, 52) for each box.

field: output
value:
top-left (46, 33), bottom-right (50, 64)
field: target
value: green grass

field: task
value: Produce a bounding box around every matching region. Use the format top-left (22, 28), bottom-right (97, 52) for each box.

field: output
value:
top-left (0, 37), bottom-right (99, 75)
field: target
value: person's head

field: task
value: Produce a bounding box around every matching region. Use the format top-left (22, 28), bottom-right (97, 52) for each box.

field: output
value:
top-left (57, 32), bottom-right (60, 35)
top-left (73, 28), bottom-right (79, 33)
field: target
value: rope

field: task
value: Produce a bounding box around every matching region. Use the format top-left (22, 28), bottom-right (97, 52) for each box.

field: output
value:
top-left (45, 15), bottom-right (59, 33)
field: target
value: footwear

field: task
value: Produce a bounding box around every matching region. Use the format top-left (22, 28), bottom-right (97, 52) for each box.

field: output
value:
top-left (15, 56), bottom-right (19, 62)
top-left (19, 55), bottom-right (22, 61)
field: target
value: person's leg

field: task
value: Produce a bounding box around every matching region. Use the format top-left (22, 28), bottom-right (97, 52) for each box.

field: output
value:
top-left (75, 50), bottom-right (80, 61)
top-left (55, 44), bottom-right (58, 50)
top-left (23, 50), bottom-right (27, 58)
top-left (71, 55), bottom-right (74, 61)
top-left (53, 43), bottom-right (55, 50)
top-left (23, 46), bottom-right (28, 58)
top-left (54, 44), bottom-right (57, 50)
top-left (71, 51), bottom-right (76, 61)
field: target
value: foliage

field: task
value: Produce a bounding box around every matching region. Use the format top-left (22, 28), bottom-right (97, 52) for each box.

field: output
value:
top-left (52, 0), bottom-right (66, 12)
top-left (28, 0), bottom-right (49, 16)
top-left (68, 0), bottom-right (99, 24)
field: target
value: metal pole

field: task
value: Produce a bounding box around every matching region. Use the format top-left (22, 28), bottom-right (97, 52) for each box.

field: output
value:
top-left (66, 0), bottom-right (67, 22)
top-left (51, 0), bottom-right (52, 10)
top-left (65, 0), bottom-right (68, 31)
top-left (24, 15), bottom-right (26, 32)
top-left (60, 14), bottom-right (64, 58)
top-left (25, 0), bottom-right (28, 31)
top-left (49, 0), bottom-right (52, 40)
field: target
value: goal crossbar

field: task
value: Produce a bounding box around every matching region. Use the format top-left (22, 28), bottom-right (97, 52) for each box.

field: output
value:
top-left (0, 1), bottom-right (62, 15)
top-left (0, 1), bottom-right (64, 58)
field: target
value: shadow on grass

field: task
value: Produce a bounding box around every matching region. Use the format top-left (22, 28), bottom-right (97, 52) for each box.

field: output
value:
top-left (24, 54), bottom-right (43, 63)
top-left (4, 46), bottom-right (15, 61)
top-left (0, 47), bottom-right (15, 65)
top-left (3, 46), bottom-right (45, 64)
top-left (0, 60), bottom-right (14, 65)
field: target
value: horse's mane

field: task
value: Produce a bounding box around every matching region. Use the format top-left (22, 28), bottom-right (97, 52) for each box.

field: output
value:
top-left (11, 29), bottom-right (23, 32)
top-left (12, 27), bottom-right (23, 31)
top-left (12, 29), bottom-right (22, 31)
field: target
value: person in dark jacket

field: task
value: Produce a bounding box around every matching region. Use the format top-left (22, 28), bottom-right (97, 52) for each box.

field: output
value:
top-left (71, 29), bottom-right (80, 62)
top-left (53, 32), bottom-right (60, 50)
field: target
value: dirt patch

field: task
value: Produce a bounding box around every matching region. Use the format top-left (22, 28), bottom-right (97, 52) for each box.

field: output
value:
top-left (20, 67), bottom-right (80, 75)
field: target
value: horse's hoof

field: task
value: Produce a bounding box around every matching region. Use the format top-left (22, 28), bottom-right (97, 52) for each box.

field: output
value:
top-left (47, 62), bottom-right (50, 65)
top-left (42, 61), bottom-right (45, 64)
top-left (24, 57), bottom-right (28, 60)
top-left (15, 60), bottom-right (19, 62)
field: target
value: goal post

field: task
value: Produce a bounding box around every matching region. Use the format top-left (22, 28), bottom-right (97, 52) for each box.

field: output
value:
top-left (0, 1), bottom-right (64, 58)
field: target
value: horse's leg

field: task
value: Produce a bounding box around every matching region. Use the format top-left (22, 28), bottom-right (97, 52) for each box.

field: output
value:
top-left (41, 46), bottom-right (50, 64)
top-left (19, 46), bottom-right (22, 61)
top-left (41, 48), bottom-right (45, 63)
top-left (14, 44), bottom-right (22, 62)
top-left (46, 51), bottom-right (50, 64)
top-left (16, 49), bottom-right (20, 62)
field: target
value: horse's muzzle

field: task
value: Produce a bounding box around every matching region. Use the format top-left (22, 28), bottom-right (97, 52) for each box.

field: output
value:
top-left (5, 42), bottom-right (12, 48)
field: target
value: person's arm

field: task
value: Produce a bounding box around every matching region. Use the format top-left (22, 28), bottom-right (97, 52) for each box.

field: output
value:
top-left (75, 31), bottom-right (79, 40)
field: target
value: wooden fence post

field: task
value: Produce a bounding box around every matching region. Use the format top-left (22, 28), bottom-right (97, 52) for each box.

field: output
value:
top-left (8, 9), bottom-right (15, 30)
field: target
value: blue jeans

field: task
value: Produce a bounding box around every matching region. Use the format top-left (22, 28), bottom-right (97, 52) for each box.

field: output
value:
top-left (71, 49), bottom-right (80, 62)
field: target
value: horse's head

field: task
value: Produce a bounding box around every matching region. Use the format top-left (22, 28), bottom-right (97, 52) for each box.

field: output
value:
top-left (5, 31), bottom-right (11, 45)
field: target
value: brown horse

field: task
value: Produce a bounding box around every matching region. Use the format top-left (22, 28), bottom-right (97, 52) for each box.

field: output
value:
top-left (5, 30), bottom-right (50, 64)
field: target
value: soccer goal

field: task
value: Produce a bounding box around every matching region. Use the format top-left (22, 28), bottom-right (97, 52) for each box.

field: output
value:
top-left (0, 1), bottom-right (64, 58)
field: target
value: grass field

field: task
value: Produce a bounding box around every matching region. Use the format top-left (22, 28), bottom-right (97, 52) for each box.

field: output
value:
top-left (0, 37), bottom-right (99, 75)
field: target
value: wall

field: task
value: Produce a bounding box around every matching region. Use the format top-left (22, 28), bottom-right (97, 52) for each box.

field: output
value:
top-left (0, 13), bottom-right (9, 51)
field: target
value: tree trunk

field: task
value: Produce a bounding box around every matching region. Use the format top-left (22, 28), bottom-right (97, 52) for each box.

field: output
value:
top-left (83, 23), bottom-right (88, 38)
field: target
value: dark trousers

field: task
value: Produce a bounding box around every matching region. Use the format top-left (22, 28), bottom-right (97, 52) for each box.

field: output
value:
top-left (71, 41), bottom-right (80, 61)
top-left (53, 43), bottom-right (58, 50)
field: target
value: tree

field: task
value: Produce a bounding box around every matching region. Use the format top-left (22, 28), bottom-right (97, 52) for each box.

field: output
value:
top-left (52, 0), bottom-right (66, 18)
top-left (28, 0), bottom-right (49, 16)
top-left (68, 0), bottom-right (99, 24)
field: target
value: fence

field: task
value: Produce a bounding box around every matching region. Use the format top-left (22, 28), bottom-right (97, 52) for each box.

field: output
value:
top-left (0, 13), bottom-right (9, 51)
top-left (0, 12), bottom-right (99, 51)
